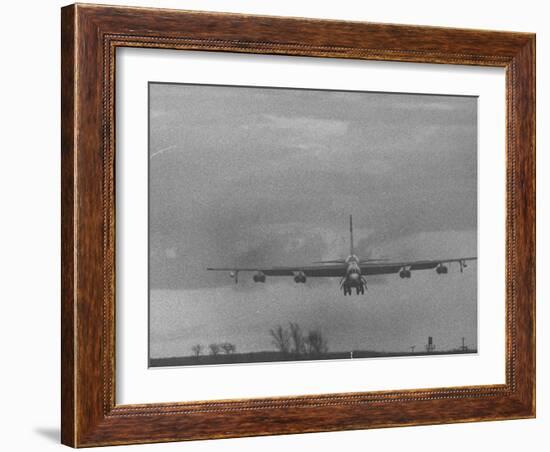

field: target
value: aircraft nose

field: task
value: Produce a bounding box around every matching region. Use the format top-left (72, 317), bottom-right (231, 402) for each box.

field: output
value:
top-left (349, 273), bottom-right (359, 280)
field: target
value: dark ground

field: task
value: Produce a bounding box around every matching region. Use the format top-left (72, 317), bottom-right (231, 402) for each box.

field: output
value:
top-left (150, 349), bottom-right (477, 367)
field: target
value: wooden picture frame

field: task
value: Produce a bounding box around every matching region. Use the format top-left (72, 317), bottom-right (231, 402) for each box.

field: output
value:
top-left (61, 3), bottom-right (535, 447)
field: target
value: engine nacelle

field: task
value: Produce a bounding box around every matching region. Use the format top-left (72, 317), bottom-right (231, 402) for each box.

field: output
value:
top-left (399, 269), bottom-right (411, 279)
top-left (294, 271), bottom-right (306, 284)
top-left (436, 264), bottom-right (448, 275)
top-left (253, 272), bottom-right (266, 283)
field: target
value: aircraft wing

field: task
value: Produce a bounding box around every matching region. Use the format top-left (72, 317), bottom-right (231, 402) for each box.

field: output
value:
top-left (207, 263), bottom-right (347, 277)
top-left (207, 257), bottom-right (476, 278)
top-left (359, 257), bottom-right (477, 275)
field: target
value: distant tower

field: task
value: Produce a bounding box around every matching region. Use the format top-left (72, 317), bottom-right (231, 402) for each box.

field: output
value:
top-left (410, 345), bottom-right (416, 353)
top-left (425, 336), bottom-right (436, 353)
top-left (459, 337), bottom-right (469, 352)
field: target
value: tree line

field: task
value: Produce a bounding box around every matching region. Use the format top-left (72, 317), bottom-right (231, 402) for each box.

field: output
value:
top-left (269, 322), bottom-right (329, 357)
top-left (189, 323), bottom-right (329, 361)
top-left (191, 342), bottom-right (236, 360)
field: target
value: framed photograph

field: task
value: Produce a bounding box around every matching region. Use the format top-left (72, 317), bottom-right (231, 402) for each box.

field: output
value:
top-left (61, 3), bottom-right (535, 447)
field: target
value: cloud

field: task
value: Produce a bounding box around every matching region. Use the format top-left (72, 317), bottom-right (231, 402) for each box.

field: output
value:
top-left (262, 114), bottom-right (349, 137)
top-left (388, 99), bottom-right (466, 111)
top-left (165, 247), bottom-right (177, 259)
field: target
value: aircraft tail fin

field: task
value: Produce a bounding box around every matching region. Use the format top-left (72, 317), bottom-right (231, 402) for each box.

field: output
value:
top-left (349, 214), bottom-right (354, 256)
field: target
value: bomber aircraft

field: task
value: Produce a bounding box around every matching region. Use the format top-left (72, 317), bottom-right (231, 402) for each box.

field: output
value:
top-left (207, 215), bottom-right (476, 296)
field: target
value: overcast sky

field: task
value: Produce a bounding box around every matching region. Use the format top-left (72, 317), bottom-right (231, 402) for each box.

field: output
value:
top-left (148, 82), bottom-right (477, 360)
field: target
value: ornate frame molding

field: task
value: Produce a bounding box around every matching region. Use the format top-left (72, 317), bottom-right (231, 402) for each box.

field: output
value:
top-left (61, 4), bottom-right (535, 447)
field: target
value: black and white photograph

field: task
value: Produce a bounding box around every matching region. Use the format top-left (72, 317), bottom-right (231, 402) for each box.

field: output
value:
top-left (148, 82), bottom-right (478, 367)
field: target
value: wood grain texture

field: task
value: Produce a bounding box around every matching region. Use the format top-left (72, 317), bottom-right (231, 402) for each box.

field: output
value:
top-left (60, 3), bottom-right (536, 447)
top-left (60, 5), bottom-right (76, 446)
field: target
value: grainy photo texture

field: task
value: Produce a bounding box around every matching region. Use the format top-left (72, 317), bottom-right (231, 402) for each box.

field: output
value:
top-left (148, 83), bottom-right (477, 367)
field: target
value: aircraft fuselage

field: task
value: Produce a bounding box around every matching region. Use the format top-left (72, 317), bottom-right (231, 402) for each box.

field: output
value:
top-left (342, 255), bottom-right (367, 295)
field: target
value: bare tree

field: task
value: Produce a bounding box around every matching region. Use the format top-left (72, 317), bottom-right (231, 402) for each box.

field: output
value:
top-left (269, 325), bottom-right (291, 355)
top-left (209, 343), bottom-right (221, 356)
top-left (289, 322), bottom-right (306, 355)
top-left (191, 344), bottom-right (203, 361)
top-left (220, 342), bottom-right (236, 354)
top-left (305, 329), bottom-right (329, 355)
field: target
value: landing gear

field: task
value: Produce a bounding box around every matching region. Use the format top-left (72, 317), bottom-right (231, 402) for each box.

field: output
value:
top-left (343, 285), bottom-right (356, 296)
top-left (342, 284), bottom-right (365, 296)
